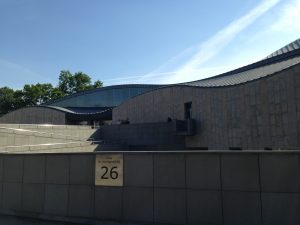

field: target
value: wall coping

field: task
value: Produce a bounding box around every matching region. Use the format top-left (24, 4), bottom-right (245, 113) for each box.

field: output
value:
top-left (1, 149), bottom-right (300, 155)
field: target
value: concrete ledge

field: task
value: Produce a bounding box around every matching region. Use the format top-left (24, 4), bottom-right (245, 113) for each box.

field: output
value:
top-left (0, 142), bottom-right (97, 154)
top-left (90, 150), bottom-right (300, 154)
top-left (0, 127), bottom-right (88, 141)
top-left (0, 124), bottom-right (93, 129)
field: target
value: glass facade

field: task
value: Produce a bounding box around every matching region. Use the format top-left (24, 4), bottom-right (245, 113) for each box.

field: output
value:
top-left (47, 85), bottom-right (161, 108)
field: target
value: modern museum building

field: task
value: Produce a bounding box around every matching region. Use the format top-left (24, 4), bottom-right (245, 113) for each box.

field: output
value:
top-left (1, 38), bottom-right (300, 150)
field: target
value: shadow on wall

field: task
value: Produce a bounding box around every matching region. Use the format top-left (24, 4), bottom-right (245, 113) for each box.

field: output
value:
top-left (0, 215), bottom-right (76, 225)
top-left (91, 122), bottom-right (186, 151)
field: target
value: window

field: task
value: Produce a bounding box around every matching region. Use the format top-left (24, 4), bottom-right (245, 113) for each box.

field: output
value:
top-left (184, 102), bottom-right (192, 119)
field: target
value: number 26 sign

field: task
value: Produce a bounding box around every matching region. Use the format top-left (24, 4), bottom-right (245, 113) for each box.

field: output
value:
top-left (95, 154), bottom-right (123, 186)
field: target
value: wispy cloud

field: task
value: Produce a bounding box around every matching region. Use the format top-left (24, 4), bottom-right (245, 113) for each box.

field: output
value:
top-left (102, 65), bottom-right (235, 85)
top-left (271, 0), bottom-right (300, 33)
top-left (138, 0), bottom-right (281, 84)
top-left (241, 0), bottom-right (300, 58)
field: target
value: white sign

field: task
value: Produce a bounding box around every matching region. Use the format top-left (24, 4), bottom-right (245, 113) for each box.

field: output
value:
top-left (95, 154), bottom-right (123, 186)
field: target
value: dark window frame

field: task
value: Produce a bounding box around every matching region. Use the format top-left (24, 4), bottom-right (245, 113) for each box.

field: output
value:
top-left (184, 101), bottom-right (192, 119)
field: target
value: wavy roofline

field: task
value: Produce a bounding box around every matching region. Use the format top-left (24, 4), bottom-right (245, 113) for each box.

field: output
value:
top-left (44, 84), bottom-right (162, 106)
top-left (44, 38), bottom-right (300, 110)
top-left (185, 39), bottom-right (300, 85)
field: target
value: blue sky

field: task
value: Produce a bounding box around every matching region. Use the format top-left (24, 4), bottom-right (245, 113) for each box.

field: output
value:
top-left (0, 0), bottom-right (299, 89)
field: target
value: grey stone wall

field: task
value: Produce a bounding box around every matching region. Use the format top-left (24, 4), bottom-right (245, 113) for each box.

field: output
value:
top-left (97, 122), bottom-right (185, 150)
top-left (113, 64), bottom-right (300, 150)
top-left (0, 151), bottom-right (299, 225)
top-left (0, 107), bottom-right (66, 125)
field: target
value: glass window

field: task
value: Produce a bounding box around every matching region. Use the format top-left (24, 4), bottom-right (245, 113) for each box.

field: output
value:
top-left (49, 85), bottom-right (159, 108)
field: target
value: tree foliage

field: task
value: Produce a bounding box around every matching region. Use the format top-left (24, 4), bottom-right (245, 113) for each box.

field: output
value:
top-left (93, 80), bottom-right (104, 89)
top-left (0, 87), bottom-right (15, 115)
top-left (22, 83), bottom-right (55, 106)
top-left (0, 71), bottom-right (103, 115)
top-left (58, 70), bottom-right (103, 94)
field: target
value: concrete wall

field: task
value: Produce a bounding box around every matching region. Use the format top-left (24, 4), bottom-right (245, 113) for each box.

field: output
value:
top-left (0, 151), bottom-right (299, 225)
top-left (0, 107), bottom-right (66, 125)
top-left (0, 125), bottom-right (98, 153)
top-left (0, 142), bottom-right (97, 154)
top-left (0, 130), bottom-right (86, 147)
top-left (113, 64), bottom-right (300, 150)
top-left (0, 124), bottom-right (97, 140)
top-left (97, 122), bottom-right (185, 150)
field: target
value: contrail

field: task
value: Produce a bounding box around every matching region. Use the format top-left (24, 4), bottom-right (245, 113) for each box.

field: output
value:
top-left (139, 0), bottom-right (281, 84)
top-left (102, 66), bottom-right (235, 85)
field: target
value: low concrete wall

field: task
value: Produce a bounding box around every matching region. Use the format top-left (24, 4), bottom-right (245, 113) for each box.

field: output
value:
top-left (0, 142), bottom-right (98, 154)
top-left (0, 151), bottom-right (299, 225)
top-left (0, 124), bottom-right (97, 140)
top-left (0, 125), bottom-right (100, 150)
top-left (0, 132), bottom-right (79, 147)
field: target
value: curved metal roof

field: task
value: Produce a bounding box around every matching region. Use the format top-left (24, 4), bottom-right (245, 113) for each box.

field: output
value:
top-left (184, 38), bottom-right (300, 87)
top-left (28, 105), bottom-right (113, 121)
top-left (265, 38), bottom-right (300, 59)
top-left (185, 55), bottom-right (300, 87)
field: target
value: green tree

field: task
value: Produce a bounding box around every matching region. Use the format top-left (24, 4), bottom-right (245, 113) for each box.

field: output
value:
top-left (58, 70), bottom-right (76, 95)
top-left (58, 70), bottom-right (103, 94)
top-left (73, 72), bottom-right (93, 92)
top-left (13, 89), bottom-right (27, 109)
top-left (93, 80), bottom-right (103, 88)
top-left (50, 87), bottom-right (65, 100)
top-left (0, 70), bottom-right (103, 115)
top-left (22, 83), bottom-right (55, 106)
top-left (0, 87), bottom-right (15, 115)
